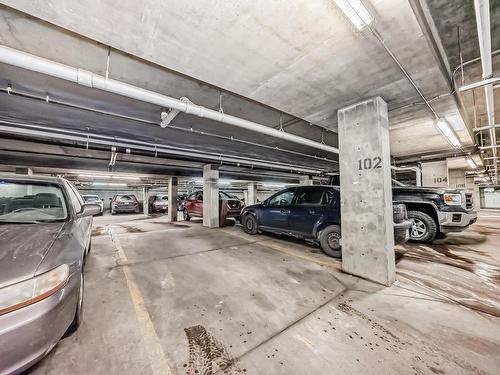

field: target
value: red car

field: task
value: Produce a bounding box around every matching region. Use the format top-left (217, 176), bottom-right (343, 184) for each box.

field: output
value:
top-left (183, 190), bottom-right (244, 223)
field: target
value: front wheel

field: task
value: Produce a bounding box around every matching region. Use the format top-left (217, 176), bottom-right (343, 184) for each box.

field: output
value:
top-left (319, 225), bottom-right (342, 258)
top-left (183, 209), bottom-right (191, 221)
top-left (408, 210), bottom-right (437, 243)
top-left (242, 214), bottom-right (258, 235)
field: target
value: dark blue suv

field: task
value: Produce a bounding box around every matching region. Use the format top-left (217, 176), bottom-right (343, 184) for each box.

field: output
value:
top-left (240, 185), bottom-right (411, 258)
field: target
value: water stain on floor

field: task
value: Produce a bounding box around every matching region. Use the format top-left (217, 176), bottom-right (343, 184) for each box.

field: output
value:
top-left (118, 224), bottom-right (145, 233)
top-left (184, 325), bottom-right (243, 375)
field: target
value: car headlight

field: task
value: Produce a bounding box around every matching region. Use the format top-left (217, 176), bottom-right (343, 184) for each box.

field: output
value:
top-left (0, 264), bottom-right (69, 316)
top-left (443, 193), bottom-right (462, 206)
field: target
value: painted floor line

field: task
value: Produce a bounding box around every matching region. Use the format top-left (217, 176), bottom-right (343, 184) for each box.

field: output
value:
top-left (108, 227), bottom-right (173, 375)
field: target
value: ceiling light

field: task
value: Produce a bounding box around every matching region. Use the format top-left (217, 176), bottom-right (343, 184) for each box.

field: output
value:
top-left (261, 183), bottom-right (286, 188)
top-left (78, 174), bottom-right (140, 180)
top-left (111, 176), bottom-right (140, 180)
top-left (434, 118), bottom-right (461, 148)
top-left (334, 0), bottom-right (373, 31)
top-left (466, 156), bottom-right (477, 169)
top-left (92, 182), bottom-right (127, 186)
top-left (79, 174), bottom-right (109, 179)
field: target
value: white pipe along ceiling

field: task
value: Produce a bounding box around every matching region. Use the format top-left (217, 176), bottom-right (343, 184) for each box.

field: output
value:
top-left (474, 0), bottom-right (498, 182)
top-left (0, 45), bottom-right (339, 155)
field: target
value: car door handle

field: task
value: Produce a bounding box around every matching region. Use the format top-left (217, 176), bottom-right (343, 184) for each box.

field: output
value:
top-left (309, 210), bottom-right (316, 215)
top-left (280, 209), bottom-right (289, 214)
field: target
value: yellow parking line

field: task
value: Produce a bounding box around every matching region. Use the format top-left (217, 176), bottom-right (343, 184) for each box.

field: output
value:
top-left (108, 227), bottom-right (172, 375)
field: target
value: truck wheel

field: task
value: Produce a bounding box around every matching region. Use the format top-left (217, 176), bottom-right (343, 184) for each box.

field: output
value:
top-left (408, 210), bottom-right (437, 243)
top-left (242, 214), bottom-right (258, 235)
top-left (319, 225), bottom-right (342, 258)
top-left (183, 209), bottom-right (191, 221)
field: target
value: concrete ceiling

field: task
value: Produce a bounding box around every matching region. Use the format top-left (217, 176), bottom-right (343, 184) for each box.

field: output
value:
top-left (0, 0), bottom-right (495, 173)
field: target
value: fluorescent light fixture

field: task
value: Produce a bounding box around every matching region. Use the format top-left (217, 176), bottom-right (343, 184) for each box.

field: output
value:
top-left (78, 174), bottom-right (140, 180)
top-left (111, 176), bottom-right (140, 180)
top-left (79, 174), bottom-right (108, 179)
top-left (261, 183), bottom-right (286, 188)
top-left (92, 182), bottom-right (127, 186)
top-left (466, 156), bottom-right (477, 169)
top-left (434, 118), bottom-right (461, 148)
top-left (334, 0), bottom-right (373, 31)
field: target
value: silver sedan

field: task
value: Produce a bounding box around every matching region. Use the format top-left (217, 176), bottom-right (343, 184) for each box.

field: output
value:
top-left (0, 175), bottom-right (100, 374)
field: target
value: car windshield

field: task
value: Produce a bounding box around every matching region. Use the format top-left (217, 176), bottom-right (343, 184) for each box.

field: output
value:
top-left (83, 196), bottom-right (99, 202)
top-left (219, 191), bottom-right (232, 199)
top-left (0, 181), bottom-right (68, 223)
top-left (156, 196), bottom-right (168, 201)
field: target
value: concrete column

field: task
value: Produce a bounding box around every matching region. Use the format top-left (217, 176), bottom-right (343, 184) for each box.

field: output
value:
top-left (247, 182), bottom-right (257, 205)
top-left (168, 177), bottom-right (178, 222)
top-left (421, 161), bottom-right (448, 187)
top-left (338, 97), bottom-right (395, 286)
top-left (299, 176), bottom-right (314, 185)
top-left (448, 169), bottom-right (466, 189)
top-left (142, 186), bottom-right (149, 215)
top-left (203, 164), bottom-right (219, 228)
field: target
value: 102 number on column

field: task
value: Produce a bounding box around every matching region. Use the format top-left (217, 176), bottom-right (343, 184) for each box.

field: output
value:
top-left (358, 157), bottom-right (382, 170)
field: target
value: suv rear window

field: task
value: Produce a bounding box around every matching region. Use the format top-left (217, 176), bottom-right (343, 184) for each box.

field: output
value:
top-left (116, 195), bottom-right (136, 201)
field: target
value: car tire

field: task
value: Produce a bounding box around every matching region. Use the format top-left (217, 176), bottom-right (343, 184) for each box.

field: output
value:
top-left (183, 209), bottom-right (191, 221)
top-left (67, 271), bottom-right (84, 335)
top-left (319, 225), bottom-right (342, 258)
top-left (408, 210), bottom-right (437, 243)
top-left (242, 214), bottom-right (258, 235)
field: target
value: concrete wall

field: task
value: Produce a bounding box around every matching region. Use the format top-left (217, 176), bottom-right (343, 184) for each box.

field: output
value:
top-left (448, 169), bottom-right (466, 189)
top-left (483, 189), bottom-right (500, 208)
top-left (421, 161), bottom-right (448, 187)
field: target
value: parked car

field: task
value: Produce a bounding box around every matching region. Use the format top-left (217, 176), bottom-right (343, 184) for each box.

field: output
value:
top-left (0, 174), bottom-right (100, 374)
top-left (392, 186), bottom-right (477, 242)
top-left (183, 190), bottom-right (244, 224)
top-left (240, 186), bottom-right (412, 258)
top-left (329, 177), bottom-right (479, 243)
top-left (81, 194), bottom-right (103, 215)
top-left (110, 194), bottom-right (140, 214)
top-left (149, 194), bottom-right (168, 213)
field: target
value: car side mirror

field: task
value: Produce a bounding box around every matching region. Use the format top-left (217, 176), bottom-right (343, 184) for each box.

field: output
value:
top-left (78, 203), bottom-right (101, 217)
top-left (280, 199), bottom-right (288, 206)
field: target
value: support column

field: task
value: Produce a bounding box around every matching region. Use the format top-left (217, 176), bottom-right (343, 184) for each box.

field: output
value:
top-left (299, 176), bottom-right (314, 185)
top-left (142, 186), bottom-right (149, 215)
top-left (338, 97), bottom-right (395, 286)
top-left (247, 182), bottom-right (257, 205)
top-left (168, 177), bottom-right (178, 222)
top-left (203, 164), bottom-right (219, 228)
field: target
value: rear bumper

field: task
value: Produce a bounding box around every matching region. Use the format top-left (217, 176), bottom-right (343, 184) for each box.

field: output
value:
top-left (152, 205), bottom-right (168, 212)
top-left (394, 219), bottom-right (412, 244)
top-left (0, 273), bottom-right (79, 375)
top-left (438, 211), bottom-right (477, 233)
top-left (112, 205), bottom-right (138, 212)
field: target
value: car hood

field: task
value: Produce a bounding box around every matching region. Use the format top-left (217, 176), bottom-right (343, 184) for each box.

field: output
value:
top-left (393, 186), bottom-right (462, 195)
top-left (0, 223), bottom-right (64, 288)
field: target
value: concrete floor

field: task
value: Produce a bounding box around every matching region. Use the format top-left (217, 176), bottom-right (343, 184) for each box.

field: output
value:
top-left (26, 211), bottom-right (500, 375)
